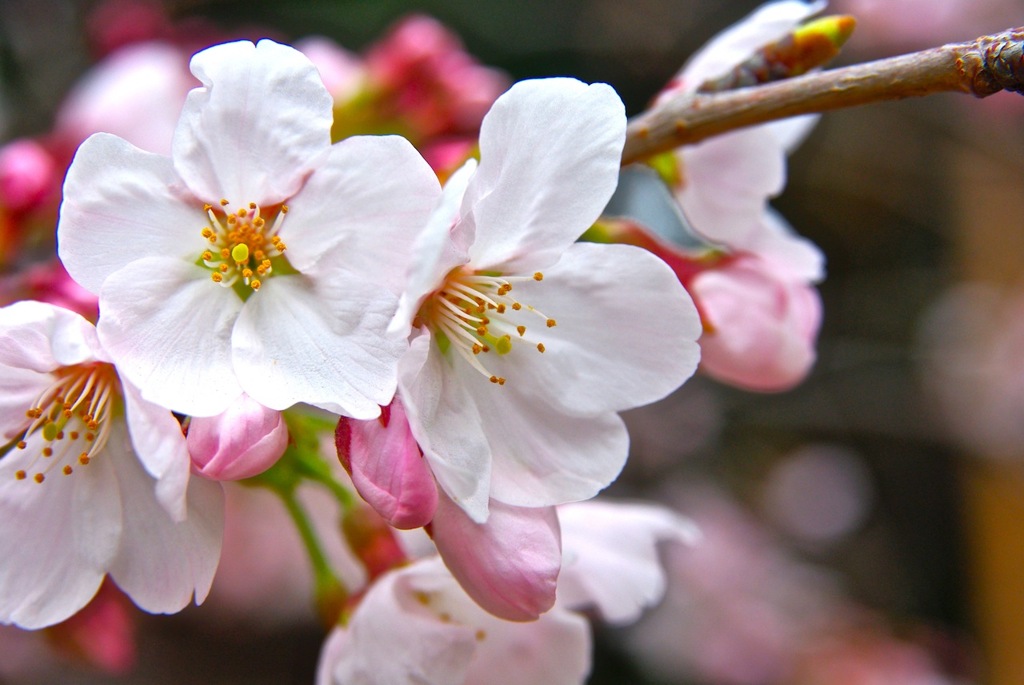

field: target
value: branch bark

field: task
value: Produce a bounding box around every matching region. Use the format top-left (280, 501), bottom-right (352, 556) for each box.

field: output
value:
top-left (622, 27), bottom-right (1024, 165)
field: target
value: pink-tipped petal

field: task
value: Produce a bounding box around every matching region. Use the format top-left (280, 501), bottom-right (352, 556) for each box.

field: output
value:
top-left (431, 493), bottom-right (560, 622)
top-left (340, 397), bottom-right (438, 529)
top-left (693, 257), bottom-right (822, 392)
top-left (187, 393), bottom-right (289, 481)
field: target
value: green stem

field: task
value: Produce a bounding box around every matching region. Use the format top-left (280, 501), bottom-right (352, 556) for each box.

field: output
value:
top-left (304, 467), bottom-right (357, 511)
top-left (278, 487), bottom-right (344, 597)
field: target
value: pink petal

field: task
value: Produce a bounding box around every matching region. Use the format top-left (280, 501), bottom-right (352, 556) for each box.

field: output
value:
top-left (692, 257), bottom-right (822, 391)
top-left (430, 493), bottom-right (560, 622)
top-left (187, 393), bottom-right (289, 481)
top-left (337, 397), bottom-right (438, 529)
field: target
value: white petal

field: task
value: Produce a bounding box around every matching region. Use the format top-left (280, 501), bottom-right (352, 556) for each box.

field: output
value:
top-left (0, 428), bottom-right (122, 629)
top-left (557, 500), bottom-right (699, 624)
top-left (97, 257), bottom-right (243, 417)
top-left (327, 560), bottom-right (477, 685)
top-left (390, 159), bottom-right (476, 337)
top-left (481, 242), bottom-right (702, 416)
top-left (461, 78), bottom-right (625, 272)
top-left (679, 0), bottom-right (826, 88)
top-left (767, 114), bottom-right (819, 154)
top-left (0, 367), bottom-right (47, 439)
top-left (678, 126), bottom-right (786, 246)
top-left (58, 133), bottom-right (202, 294)
top-left (233, 275), bottom-right (402, 418)
top-left (743, 209), bottom-right (825, 282)
top-left (284, 135), bottom-right (441, 292)
top-left (468, 368), bottom-right (630, 507)
top-left (121, 379), bottom-right (191, 522)
top-left (107, 447), bottom-right (223, 614)
top-left (172, 40), bottom-right (333, 205)
top-left (0, 302), bottom-right (100, 437)
top-left (461, 605), bottom-right (591, 685)
top-left (399, 334), bottom-right (492, 522)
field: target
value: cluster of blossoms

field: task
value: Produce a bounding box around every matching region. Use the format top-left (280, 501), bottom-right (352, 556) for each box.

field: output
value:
top-left (0, 2), bottom-right (841, 681)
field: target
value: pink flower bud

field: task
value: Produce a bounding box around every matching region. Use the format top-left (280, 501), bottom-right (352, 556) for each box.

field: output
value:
top-left (429, 494), bottom-right (561, 622)
top-left (692, 256), bottom-right (821, 391)
top-left (335, 396), bottom-right (438, 529)
top-left (45, 581), bottom-right (136, 675)
top-left (0, 139), bottom-right (56, 213)
top-left (187, 394), bottom-right (288, 480)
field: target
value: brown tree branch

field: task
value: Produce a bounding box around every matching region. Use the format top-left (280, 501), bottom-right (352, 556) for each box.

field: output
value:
top-left (622, 27), bottom-right (1024, 165)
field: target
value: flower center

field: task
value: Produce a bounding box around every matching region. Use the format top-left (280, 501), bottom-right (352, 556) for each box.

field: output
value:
top-left (414, 268), bottom-right (556, 386)
top-left (199, 199), bottom-right (290, 298)
top-left (10, 362), bottom-right (119, 484)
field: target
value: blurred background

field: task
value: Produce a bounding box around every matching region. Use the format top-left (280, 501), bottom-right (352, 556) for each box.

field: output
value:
top-left (1, 0), bottom-right (1024, 683)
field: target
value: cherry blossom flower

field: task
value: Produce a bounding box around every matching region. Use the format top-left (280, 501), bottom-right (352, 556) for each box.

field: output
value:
top-left (0, 139), bottom-right (56, 213)
top-left (315, 500), bottom-right (697, 685)
top-left (318, 556), bottom-right (589, 685)
top-left (58, 39), bottom-right (440, 419)
top-left (0, 301), bottom-right (222, 629)
top-left (54, 41), bottom-right (195, 156)
top-left (391, 78), bottom-right (702, 523)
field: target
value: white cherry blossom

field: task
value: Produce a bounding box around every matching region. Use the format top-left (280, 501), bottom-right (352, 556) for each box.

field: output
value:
top-left (58, 39), bottom-right (440, 419)
top-left (392, 78), bottom-right (703, 522)
top-left (0, 301), bottom-right (222, 629)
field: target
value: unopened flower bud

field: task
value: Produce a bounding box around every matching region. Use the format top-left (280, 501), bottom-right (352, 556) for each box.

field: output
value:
top-left (187, 393), bottom-right (288, 480)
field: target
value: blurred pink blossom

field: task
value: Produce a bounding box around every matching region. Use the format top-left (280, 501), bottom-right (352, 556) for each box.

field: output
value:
top-left (297, 36), bottom-right (365, 102)
top-left (365, 15), bottom-right (507, 140)
top-left (918, 283), bottom-right (1024, 456)
top-left (55, 41), bottom-right (195, 156)
top-left (0, 138), bottom-right (57, 213)
top-left (692, 252), bottom-right (821, 391)
top-left (625, 486), bottom-right (838, 684)
top-left (44, 581), bottom-right (137, 675)
top-left (0, 260), bottom-right (98, 320)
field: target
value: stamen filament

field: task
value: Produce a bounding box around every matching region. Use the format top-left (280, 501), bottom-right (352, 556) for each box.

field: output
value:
top-left (416, 266), bottom-right (554, 386)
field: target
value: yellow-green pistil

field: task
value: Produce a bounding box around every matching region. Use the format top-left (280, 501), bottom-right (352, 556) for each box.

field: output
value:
top-left (199, 199), bottom-right (291, 299)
